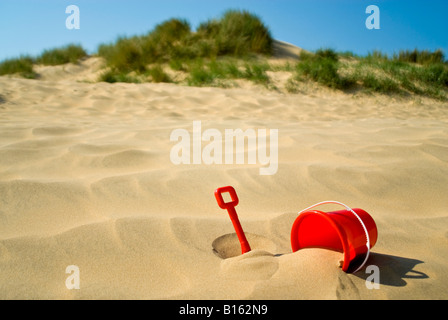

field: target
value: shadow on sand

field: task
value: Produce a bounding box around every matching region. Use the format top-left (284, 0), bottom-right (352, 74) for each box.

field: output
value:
top-left (355, 252), bottom-right (428, 287)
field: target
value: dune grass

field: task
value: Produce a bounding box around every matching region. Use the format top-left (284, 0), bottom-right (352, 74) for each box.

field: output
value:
top-left (0, 9), bottom-right (445, 101)
top-left (98, 63), bottom-right (172, 84)
top-left (0, 56), bottom-right (37, 79)
top-left (37, 44), bottom-right (87, 66)
top-left (184, 58), bottom-right (271, 88)
top-left (197, 10), bottom-right (273, 56)
top-left (147, 65), bottom-right (172, 83)
top-left (0, 44), bottom-right (87, 79)
top-left (353, 51), bottom-right (448, 98)
top-left (394, 49), bottom-right (445, 65)
top-left (295, 48), bottom-right (355, 90)
top-left (97, 10), bottom-right (274, 84)
top-left (288, 48), bottom-right (447, 99)
top-left (98, 69), bottom-right (141, 84)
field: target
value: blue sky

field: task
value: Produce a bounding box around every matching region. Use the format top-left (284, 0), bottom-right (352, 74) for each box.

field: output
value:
top-left (0, 0), bottom-right (447, 61)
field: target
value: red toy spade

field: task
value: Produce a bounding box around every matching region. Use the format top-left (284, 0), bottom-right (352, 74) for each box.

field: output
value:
top-left (214, 186), bottom-right (251, 254)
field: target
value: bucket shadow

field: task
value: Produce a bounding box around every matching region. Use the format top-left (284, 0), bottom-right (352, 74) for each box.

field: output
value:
top-left (356, 252), bottom-right (428, 287)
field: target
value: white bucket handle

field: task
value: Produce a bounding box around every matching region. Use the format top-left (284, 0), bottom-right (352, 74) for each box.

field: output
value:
top-left (298, 201), bottom-right (371, 273)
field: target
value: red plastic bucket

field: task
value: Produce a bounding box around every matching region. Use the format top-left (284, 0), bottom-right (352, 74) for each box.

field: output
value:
top-left (290, 201), bottom-right (378, 273)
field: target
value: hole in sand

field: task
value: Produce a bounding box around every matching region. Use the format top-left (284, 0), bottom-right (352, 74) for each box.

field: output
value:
top-left (212, 233), bottom-right (277, 259)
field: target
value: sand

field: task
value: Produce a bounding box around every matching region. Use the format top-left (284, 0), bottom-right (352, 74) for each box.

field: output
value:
top-left (1, 43), bottom-right (448, 300)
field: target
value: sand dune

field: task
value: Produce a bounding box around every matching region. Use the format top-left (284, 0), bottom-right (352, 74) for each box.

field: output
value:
top-left (0, 48), bottom-right (448, 300)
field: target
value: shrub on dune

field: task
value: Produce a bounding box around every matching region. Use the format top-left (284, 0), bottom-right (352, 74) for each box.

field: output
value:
top-left (198, 10), bottom-right (273, 57)
top-left (0, 56), bottom-right (37, 78)
top-left (37, 44), bottom-right (87, 65)
top-left (296, 49), bottom-right (354, 90)
top-left (98, 37), bottom-right (147, 73)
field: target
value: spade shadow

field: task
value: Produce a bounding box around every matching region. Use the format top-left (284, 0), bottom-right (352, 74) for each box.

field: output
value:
top-left (355, 252), bottom-right (428, 287)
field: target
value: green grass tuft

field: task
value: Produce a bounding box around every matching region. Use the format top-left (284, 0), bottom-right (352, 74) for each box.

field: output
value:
top-left (0, 56), bottom-right (37, 79)
top-left (359, 74), bottom-right (400, 94)
top-left (199, 10), bottom-right (273, 57)
top-left (296, 49), bottom-right (354, 90)
top-left (394, 49), bottom-right (445, 65)
top-left (243, 62), bottom-right (270, 84)
top-left (187, 64), bottom-right (215, 86)
top-left (37, 44), bottom-right (87, 66)
top-left (185, 58), bottom-right (271, 87)
top-left (98, 69), bottom-right (141, 83)
top-left (98, 37), bottom-right (147, 73)
top-left (147, 65), bottom-right (172, 83)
